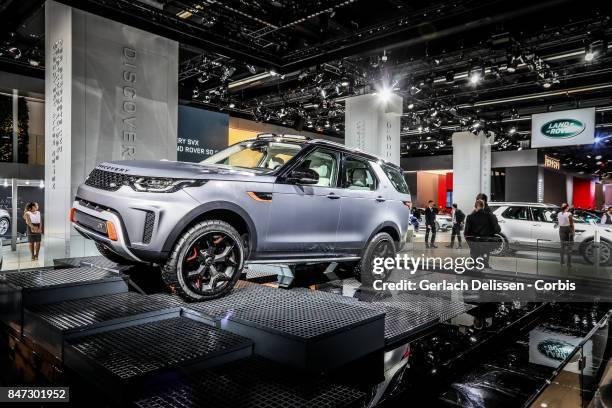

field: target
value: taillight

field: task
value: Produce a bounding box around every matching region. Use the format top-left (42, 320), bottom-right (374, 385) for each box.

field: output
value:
top-left (106, 221), bottom-right (118, 241)
top-left (69, 207), bottom-right (76, 222)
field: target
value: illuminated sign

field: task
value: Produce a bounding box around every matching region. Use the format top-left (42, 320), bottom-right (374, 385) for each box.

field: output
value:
top-left (544, 155), bottom-right (561, 170)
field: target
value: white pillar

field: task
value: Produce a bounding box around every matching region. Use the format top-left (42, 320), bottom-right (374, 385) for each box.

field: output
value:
top-left (44, 0), bottom-right (178, 264)
top-left (344, 93), bottom-right (403, 165)
top-left (452, 131), bottom-right (494, 212)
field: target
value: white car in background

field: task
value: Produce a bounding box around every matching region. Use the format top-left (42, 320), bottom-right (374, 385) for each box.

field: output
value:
top-left (489, 202), bottom-right (612, 265)
top-left (0, 209), bottom-right (10, 236)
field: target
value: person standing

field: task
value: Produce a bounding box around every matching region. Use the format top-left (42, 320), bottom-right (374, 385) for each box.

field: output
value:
top-left (424, 200), bottom-right (437, 249)
top-left (446, 203), bottom-right (465, 249)
top-left (23, 202), bottom-right (42, 261)
top-left (476, 193), bottom-right (491, 213)
top-left (464, 199), bottom-right (501, 268)
top-left (558, 203), bottom-right (574, 267)
top-left (601, 207), bottom-right (612, 225)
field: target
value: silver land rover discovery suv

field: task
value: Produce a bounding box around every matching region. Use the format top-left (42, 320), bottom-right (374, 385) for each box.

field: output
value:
top-left (71, 134), bottom-right (412, 301)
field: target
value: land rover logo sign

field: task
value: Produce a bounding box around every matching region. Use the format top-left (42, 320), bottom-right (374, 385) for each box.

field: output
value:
top-left (541, 119), bottom-right (585, 139)
top-left (531, 107), bottom-right (595, 148)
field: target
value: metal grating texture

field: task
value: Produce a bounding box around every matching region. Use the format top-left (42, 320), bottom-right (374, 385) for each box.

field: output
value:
top-left (185, 281), bottom-right (382, 340)
top-left (78, 256), bottom-right (134, 273)
top-left (26, 292), bottom-right (181, 332)
top-left (84, 168), bottom-right (129, 191)
top-left (142, 211), bottom-right (155, 244)
top-left (23, 293), bottom-right (182, 359)
top-left (242, 266), bottom-right (280, 283)
top-left (183, 281), bottom-right (385, 370)
top-left (375, 293), bottom-right (475, 323)
top-left (293, 287), bottom-right (439, 345)
top-left (0, 266), bottom-right (121, 289)
top-left (64, 316), bottom-right (252, 403)
top-left (134, 356), bottom-right (367, 408)
top-left (53, 257), bottom-right (84, 268)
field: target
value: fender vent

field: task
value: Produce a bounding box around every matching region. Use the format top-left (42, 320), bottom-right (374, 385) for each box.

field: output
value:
top-left (143, 211), bottom-right (155, 244)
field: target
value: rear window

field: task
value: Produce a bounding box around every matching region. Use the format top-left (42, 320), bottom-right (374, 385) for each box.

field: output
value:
top-left (382, 165), bottom-right (410, 194)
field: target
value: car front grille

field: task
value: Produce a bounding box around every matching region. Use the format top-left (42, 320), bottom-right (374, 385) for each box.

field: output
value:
top-left (85, 169), bottom-right (130, 191)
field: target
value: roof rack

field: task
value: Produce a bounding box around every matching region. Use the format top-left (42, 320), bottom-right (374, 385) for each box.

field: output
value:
top-left (256, 133), bottom-right (309, 140)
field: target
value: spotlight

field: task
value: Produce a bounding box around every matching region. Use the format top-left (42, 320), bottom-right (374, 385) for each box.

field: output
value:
top-left (7, 46), bottom-right (21, 59)
top-left (228, 102), bottom-right (235, 108)
top-left (542, 80), bottom-right (552, 88)
top-left (28, 48), bottom-right (41, 66)
top-left (378, 87), bottom-right (392, 102)
top-left (468, 67), bottom-right (482, 84)
top-left (246, 64), bottom-right (257, 74)
top-left (584, 44), bottom-right (595, 61)
top-left (39, 180), bottom-right (44, 188)
top-left (341, 78), bottom-right (350, 87)
top-left (407, 103), bottom-right (414, 109)
top-left (197, 74), bottom-right (209, 83)
top-left (509, 127), bottom-right (516, 134)
top-left (192, 88), bottom-right (199, 98)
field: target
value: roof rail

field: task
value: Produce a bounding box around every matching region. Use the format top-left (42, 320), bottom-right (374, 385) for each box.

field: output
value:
top-left (256, 133), bottom-right (309, 140)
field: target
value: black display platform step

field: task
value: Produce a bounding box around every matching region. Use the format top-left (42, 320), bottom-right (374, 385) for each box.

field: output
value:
top-left (54, 256), bottom-right (133, 273)
top-left (0, 267), bottom-right (129, 336)
top-left (293, 287), bottom-right (440, 346)
top-left (133, 356), bottom-right (367, 408)
top-left (241, 265), bottom-right (280, 283)
top-left (23, 292), bottom-right (182, 360)
top-left (182, 281), bottom-right (385, 371)
top-left (64, 316), bottom-right (253, 403)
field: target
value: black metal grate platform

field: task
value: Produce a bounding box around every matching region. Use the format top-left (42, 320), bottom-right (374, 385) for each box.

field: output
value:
top-left (64, 316), bottom-right (252, 401)
top-left (26, 292), bottom-right (181, 332)
top-left (23, 292), bottom-right (183, 358)
top-left (78, 256), bottom-right (135, 273)
top-left (377, 293), bottom-right (475, 323)
top-left (293, 287), bottom-right (439, 345)
top-left (242, 266), bottom-right (280, 283)
top-left (0, 267), bottom-right (128, 335)
top-left (183, 281), bottom-right (385, 370)
top-left (0, 266), bottom-right (122, 289)
top-left (134, 357), bottom-right (366, 408)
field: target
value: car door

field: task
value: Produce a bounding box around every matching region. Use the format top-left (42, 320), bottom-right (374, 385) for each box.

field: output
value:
top-left (336, 154), bottom-right (380, 254)
top-left (530, 206), bottom-right (561, 249)
top-left (498, 206), bottom-right (533, 245)
top-left (264, 148), bottom-right (342, 257)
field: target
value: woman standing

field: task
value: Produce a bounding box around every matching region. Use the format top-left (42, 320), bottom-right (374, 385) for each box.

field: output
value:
top-left (558, 203), bottom-right (574, 267)
top-left (23, 202), bottom-right (42, 261)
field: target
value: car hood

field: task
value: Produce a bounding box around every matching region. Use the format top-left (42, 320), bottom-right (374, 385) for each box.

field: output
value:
top-left (95, 160), bottom-right (277, 182)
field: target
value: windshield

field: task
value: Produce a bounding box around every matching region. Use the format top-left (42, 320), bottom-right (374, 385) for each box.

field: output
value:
top-left (201, 141), bottom-right (303, 171)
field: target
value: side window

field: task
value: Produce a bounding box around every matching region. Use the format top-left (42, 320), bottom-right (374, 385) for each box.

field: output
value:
top-left (343, 156), bottom-right (377, 191)
top-left (382, 164), bottom-right (410, 194)
top-left (297, 149), bottom-right (338, 187)
top-left (531, 207), bottom-right (559, 223)
top-left (502, 206), bottom-right (530, 220)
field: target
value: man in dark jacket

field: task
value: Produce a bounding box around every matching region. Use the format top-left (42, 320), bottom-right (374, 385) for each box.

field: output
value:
top-left (476, 193), bottom-right (491, 214)
top-left (424, 200), bottom-right (437, 248)
top-left (446, 203), bottom-right (465, 249)
top-left (464, 199), bottom-right (501, 268)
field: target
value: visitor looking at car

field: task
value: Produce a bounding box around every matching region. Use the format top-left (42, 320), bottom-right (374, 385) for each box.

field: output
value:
top-left (23, 202), bottom-right (42, 261)
top-left (424, 200), bottom-right (437, 249)
top-left (558, 203), bottom-right (574, 267)
top-left (446, 203), bottom-right (465, 249)
top-left (601, 207), bottom-right (612, 225)
top-left (464, 199), bottom-right (501, 268)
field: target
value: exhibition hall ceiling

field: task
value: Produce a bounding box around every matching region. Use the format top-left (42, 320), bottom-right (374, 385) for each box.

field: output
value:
top-left (0, 0), bottom-right (610, 177)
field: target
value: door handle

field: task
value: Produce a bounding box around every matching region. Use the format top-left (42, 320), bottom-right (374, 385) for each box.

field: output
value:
top-left (376, 196), bottom-right (386, 202)
top-left (327, 193), bottom-right (341, 199)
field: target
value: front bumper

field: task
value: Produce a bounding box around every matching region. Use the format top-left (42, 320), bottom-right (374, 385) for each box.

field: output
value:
top-left (72, 200), bottom-right (144, 262)
top-left (71, 184), bottom-right (200, 263)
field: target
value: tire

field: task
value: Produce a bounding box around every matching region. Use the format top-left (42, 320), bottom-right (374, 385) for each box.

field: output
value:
top-left (162, 220), bottom-right (244, 302)
top-left (0, 217), bottom-right (9, 236)
top-left (95, 242), bottom-right (135, 265)
top-left (489, 234), bottom-right (509, 257)
top-left (580, 239), bottom-right (612, 266)
top-left (354, 232), bottom-right (397, 287)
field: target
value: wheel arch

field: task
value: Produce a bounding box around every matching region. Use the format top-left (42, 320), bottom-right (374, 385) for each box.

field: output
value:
top-left (368, 222), bottom-right (401, 248)
top-left (162, 201), bottom-right (257, 257)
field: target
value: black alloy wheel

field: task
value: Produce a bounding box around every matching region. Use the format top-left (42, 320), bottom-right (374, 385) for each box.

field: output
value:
top-left (354, 231), bottom-right (397, 287)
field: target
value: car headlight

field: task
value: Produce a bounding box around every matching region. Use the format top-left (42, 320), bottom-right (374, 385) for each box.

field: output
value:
top-left (129, 177), bottom-right (206, 193)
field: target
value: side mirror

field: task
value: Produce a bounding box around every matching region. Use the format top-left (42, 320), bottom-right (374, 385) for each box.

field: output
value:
top-left (287, 168), bottom-right (319, 185)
